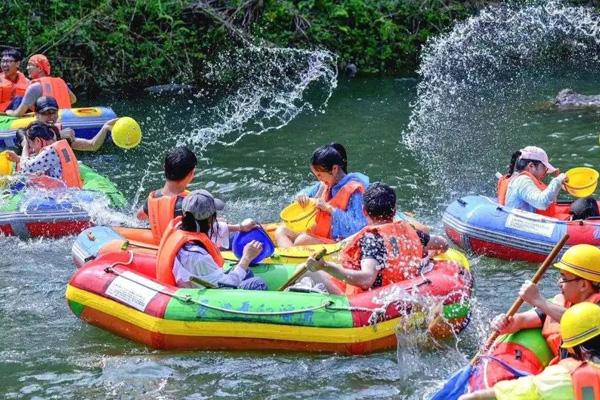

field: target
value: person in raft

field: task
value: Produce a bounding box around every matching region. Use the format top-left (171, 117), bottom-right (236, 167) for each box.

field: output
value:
top-left (4, 122), bottom-right (83, 189)
top-left (497, 146), bottom-right (599, 220)
top-left (32, 96), bottom-right (117, 152)
top-left (301, 182), bottom-right (448, 294)
top-left (275, 143), bottom-right (369, 248)
top-left (157, 189), bottom-right (267, 290)
top-left (6, 54), bottom-right (76, 117)
top-left (137, 146), bottom-right (257, 246)
top-left (490, 244), bottom-right (600, 362)
top-left (0, 48), bottom-right (29, 111)
top-left (459, 302), bottom-right (600, 400)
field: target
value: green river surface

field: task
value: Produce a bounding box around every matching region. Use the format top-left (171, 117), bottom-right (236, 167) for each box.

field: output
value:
top-left (2, 71), bottom-right (600, 399)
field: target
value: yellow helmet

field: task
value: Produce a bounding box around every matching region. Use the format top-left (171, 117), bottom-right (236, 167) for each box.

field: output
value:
top-left (554, 244), bottom-right (600, 283)
top-left (561, 302), bottom-right (600, 348)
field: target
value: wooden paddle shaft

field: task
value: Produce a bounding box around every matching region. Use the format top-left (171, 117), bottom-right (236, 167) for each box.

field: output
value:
top-left (279, 248), bottom-right (328, 291)
top-left (479, 233), bottom-right (569, 356)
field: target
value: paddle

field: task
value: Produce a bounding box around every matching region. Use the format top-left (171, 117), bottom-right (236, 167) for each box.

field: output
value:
top-left (189, 276), bottom-right (218, 289)
top-left (278, 248), bottom-right (327, 291)
top-left (431, 233), bottom-right (569, 400)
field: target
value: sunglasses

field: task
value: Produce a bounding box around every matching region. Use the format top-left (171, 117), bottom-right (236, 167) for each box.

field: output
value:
top-left (557, 276), bottom-right (582, 284)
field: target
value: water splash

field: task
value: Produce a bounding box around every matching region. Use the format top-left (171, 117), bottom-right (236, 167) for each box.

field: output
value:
top-left (403, 1), bottom-right (600, 199)
top-left (183, 46), bottom-right (338, 151)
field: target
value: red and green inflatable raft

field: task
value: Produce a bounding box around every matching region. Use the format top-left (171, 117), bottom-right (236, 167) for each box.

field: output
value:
top-left (66, 248), bottom-right (473, 354)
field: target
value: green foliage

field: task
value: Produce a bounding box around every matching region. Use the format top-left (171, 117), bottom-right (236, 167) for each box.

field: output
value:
top-left (0, 0), bottom-right (215, 91)
top-left (0, 0), bottom-right (551, 90)
top-left (251, 0), bottom-right (487, 73)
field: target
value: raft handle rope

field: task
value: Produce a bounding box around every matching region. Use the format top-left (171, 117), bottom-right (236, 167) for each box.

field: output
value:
top-left (102, 267), bottom-right (457, 328)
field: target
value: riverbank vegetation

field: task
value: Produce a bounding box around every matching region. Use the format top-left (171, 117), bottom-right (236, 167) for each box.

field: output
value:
top-left (0, 0), bottom-right (592, 91)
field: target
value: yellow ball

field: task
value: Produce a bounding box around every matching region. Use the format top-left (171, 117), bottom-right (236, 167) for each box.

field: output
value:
top-left (112, 117), bottom-right (142, 149)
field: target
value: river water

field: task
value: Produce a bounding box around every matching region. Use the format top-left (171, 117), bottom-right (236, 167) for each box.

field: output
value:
top-left (3, 2), bottom-right (600, 399)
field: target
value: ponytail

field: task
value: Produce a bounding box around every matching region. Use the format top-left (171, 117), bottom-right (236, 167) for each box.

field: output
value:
top-left (179, 211), bottom-right (218, 238)
top-left (507, 151), bottom-right (521, 176)
top-left (331, 143), bottom-right (348, 173)
top-left (180, 212), bottom-right (197, 232)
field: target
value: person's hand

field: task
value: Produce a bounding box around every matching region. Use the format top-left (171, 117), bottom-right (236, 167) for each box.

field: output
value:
top-left (103, 118), bottom-right (118, 130)
top-left (315, 198), bottom-right (333, 214)
top-left (491, 313), bottom-right (516, 335)
top-left (60, 128), bottom-right (76, 142)
top-left (4, 150), bottom-right (19, 163)
top-left (305, 256), bottom-right (325, 272)
top-left (519, 280), bottom-right (544, 308)
top-left (242, 240), bottom-right (262, 261)
top-left (552, 168), bottom-right (561, 177)
top-left (5, 109), bottom-right (16, 117)
top-left (239, 218), bottom-right (257, 232)
top-left (296, 194), bottom-right (310, 207)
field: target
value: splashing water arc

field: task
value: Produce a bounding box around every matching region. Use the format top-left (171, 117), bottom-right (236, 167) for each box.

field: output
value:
top-left (184, 46), bottom-right (338, 151)
top-left (403, 1), bottom-right (600, 198)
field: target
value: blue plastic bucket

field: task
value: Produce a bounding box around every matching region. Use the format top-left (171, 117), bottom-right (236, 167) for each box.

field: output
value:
top-left (231, 226), bottom-right (275, 264)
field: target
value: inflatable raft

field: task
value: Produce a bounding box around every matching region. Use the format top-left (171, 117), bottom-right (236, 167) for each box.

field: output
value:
top-left (468, 328), bottom-right (553, 392)
top-left (0, 107), bottom-right (117, 149)
top-left (66, 245), bottom-right (472, 354)
top-left (443, 195), bottom-right (600, 262)
top-left (0, 164), bottom-right (125, 239)
top-left (71, 224), bottom-right (346, 268)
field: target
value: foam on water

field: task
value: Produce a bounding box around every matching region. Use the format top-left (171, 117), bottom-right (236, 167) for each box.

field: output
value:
top-left (403, 1), bottom-right (600, 200)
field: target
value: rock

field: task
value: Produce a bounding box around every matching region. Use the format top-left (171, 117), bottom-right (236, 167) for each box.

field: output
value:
top-left (553, 88), bottom-right (600, 109)
top-left (144, 84), bottom-right (196, 95)
top-left (345, 63), bottom-right (358, 79)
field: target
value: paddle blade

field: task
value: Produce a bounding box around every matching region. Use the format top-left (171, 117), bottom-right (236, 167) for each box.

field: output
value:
top-left (431, 364), bottom-right (473, 400)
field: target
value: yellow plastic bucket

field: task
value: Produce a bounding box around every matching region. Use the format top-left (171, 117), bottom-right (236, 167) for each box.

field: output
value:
top-left (112, 117), bottom-right (142, 149)
top-left (0, 151), bottom-right (14, 188)
top-left (0, 151), bottom-right (14, 176)
top-left (280, 200), bottom-right (317, 232)
top-left (565, 167), bottom-right (599, 198)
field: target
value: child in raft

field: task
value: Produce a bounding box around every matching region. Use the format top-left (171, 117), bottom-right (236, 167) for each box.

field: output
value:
top-left (497, 146), bottom-right (599, 220)
top-left (275, 143), bottom-right (369, 248)
top-left (299, 182), bottom-right (448, 294)
top-left (5, 122), bottom-right (82, 189)
top-left (159, 189), bottom-right (268, 290)
top-left (137, 146), bottom-right (256, 246)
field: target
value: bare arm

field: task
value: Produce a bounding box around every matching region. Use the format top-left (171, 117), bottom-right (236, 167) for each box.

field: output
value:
top-left (491, 309), bottom-right (543, 335)
top-left (6, 84), bottom-right (39, 117)
top-left (309, 258), bottom-right (378, 290)
top-left (5, 99), bottom-right (30, 117)
top-left (519, 280), bottom-right (566, 322)
top-left (136, 206), bottom-right (148, 220)
top-left (68, 88), bottom-right (77, 105)
top-left (458, 389), bottom-right (496, 400)
top-left (71, 118), bottom-right (116, 152)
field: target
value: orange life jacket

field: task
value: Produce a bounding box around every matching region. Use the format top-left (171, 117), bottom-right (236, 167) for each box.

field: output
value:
top-left (25, 140), bottom-right (82, 189)
top-left (542, 292), bottom-right (600, 357)
top-left (4, 71), bottom-right (30, 97)
top-left (497, 171), bottom-right (558, 217)
top-left (0, 77), bottom-right (13, 112)
top-left (156, 217), bottom-right (224, 286)
top-left (51, 140), bottom-right (82, 188)
top-left (32, 76), bottom-right (71, 108)
top-left (561, 358), bottom-right (600, 400)
top-left (339, 221), bottom-right (423, 290)
top-left (147, 191), bottom-right (188, 244)
top-left (309, 180), bottom-right (365, 239)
